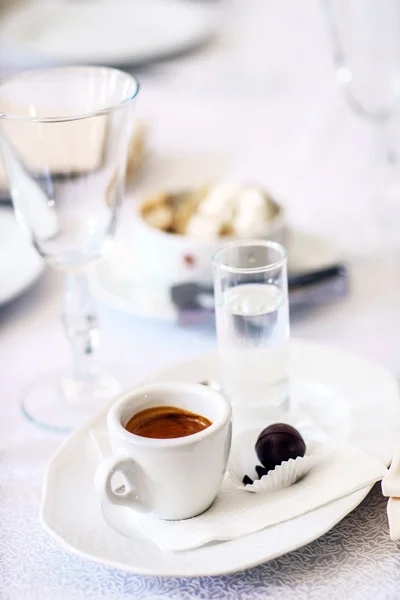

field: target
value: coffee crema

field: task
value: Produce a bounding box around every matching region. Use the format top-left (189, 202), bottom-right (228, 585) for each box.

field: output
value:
top-left (125, 405), bottom-right (212, 439)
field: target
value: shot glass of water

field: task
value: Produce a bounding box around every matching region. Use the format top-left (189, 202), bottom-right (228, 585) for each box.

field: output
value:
top-left (213, 240), bottom-right (290, 420)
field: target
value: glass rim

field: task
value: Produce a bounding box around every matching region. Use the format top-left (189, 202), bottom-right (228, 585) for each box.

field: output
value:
top-left (212, 239), bottom-right (287, 275)
top-left (0, 66), bottom-right (140, 123)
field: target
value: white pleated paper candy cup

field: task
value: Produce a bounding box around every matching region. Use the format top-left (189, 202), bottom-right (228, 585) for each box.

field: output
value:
top-left (226, 428), bottom-right (323, 494)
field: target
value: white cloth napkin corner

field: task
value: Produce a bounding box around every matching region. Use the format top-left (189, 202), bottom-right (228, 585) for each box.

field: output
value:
top-left (382, 443), bottom-right (400, 540)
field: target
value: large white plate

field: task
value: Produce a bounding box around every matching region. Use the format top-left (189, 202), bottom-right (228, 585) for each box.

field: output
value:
top-left (41, 340), bottom-right (400, 577)
top-left (0, 0), bottom-right (221, 67)
top-left (0, 208), bottom-right (44, 306)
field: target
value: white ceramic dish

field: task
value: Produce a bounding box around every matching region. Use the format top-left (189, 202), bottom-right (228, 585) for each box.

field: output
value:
top-left (0, 208), bottom-right (44, 306)
top-left (0, 0), bottom-right (221, 67)
top-left (134, 193), bottom-right (285, 288)
top-left (41, 340), bottom-right (400, 577)
top-left (92, 226), bottom-right (340, 320)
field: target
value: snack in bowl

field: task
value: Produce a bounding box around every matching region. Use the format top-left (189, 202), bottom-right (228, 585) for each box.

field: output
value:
top-left (140, 182), bottom-right (281, 239)
top-left (134, 182), bottom-right (285, 286)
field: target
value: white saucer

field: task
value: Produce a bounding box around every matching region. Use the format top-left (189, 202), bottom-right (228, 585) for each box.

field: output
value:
top-left (0, 0), bottom-right (221, 67)
top-left (92, 228), bottom-right (341, 321)
top-left (41, 340), bottom-right (400, 577)
top-left (0, 208), bottom-right (44, 306)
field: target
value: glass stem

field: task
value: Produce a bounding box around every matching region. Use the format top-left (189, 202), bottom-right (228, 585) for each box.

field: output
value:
top-left (62, 270), bottom-right (100, 381)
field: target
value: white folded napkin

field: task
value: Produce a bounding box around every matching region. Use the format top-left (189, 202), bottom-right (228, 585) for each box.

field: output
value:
top-left (91, 429), bottom-right (387, 552)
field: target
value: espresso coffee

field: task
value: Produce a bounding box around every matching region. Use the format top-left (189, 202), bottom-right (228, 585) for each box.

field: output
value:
top-left (125, 405), bottom-right (212, 439)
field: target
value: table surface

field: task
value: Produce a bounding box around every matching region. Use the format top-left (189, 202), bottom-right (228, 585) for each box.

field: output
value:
top-left (2, 1), bottom-right (400, 599)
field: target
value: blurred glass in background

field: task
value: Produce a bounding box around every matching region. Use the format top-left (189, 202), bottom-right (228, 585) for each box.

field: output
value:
top-left (322, 0), bottom-right (400, 245)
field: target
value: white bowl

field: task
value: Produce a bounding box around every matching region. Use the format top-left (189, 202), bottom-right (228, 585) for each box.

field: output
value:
top-left (133, 193), bottom-right (286, 287)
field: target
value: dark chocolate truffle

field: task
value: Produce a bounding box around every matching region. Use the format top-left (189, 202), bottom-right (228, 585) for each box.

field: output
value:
top-left (255, 423), bottom-right (306, 470)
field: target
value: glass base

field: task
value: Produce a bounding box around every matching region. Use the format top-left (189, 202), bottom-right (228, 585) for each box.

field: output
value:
top-left (230, 378), bottom-right (352, 443)
top-left (228, 381), bottom-right (290, 425)
top-left (21, 368), bottom-right (121, 433)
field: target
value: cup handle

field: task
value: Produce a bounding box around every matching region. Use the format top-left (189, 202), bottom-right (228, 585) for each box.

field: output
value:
top-left (94, 455), bottom-right (149, 513)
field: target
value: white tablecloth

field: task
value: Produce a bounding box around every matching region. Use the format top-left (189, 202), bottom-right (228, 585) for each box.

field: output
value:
top-left (2, 1), bottom-right (400, 598)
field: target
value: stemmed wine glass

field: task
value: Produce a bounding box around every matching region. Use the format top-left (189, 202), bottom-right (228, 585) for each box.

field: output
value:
top-left (0, 66), bottom-right (139, 432)
top-left (321, 0), bottom-right (400, 242)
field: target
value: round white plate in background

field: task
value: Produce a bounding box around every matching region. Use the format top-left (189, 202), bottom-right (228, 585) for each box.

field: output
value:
top-left (0, 208), bottom-right (44, 306)
top-left (41, 340), bottom-right (400, 577)
top-left (0, 0), bottom-right (221, 67)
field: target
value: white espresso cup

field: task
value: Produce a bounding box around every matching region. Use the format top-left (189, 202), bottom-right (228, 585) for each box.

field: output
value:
top-left (95, 382), bottom-right (232, 520)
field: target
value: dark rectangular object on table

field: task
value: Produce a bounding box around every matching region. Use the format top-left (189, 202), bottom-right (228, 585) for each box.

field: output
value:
top-left (170, 264), bottom-right (348, 326)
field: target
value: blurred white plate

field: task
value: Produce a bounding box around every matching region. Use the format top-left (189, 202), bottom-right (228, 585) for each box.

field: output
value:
top-left (92, 227), bottom-right (340, 321)
top-left (0, 0), bottom-right (221, 67)
top-left (0, 208), bottom-right (44, 306)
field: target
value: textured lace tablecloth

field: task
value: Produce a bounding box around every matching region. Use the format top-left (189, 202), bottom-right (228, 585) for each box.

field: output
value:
top-left (1, 436), bottom-right (400, 600)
